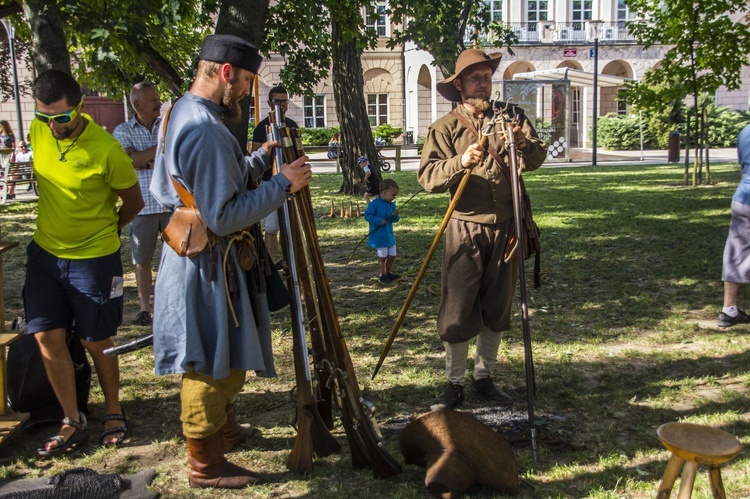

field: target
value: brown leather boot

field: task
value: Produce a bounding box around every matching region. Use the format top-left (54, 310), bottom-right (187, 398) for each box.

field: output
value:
top-left (187, 431), bottom-right (265, 488)
top-left (222, 403), bottom-right (255, 453)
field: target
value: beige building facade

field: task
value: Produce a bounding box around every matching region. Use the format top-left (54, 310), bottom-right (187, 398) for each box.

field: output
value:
top-left (3, 2), bottom-right (749, 148)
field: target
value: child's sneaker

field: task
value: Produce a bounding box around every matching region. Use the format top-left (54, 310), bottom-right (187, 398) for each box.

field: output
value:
top-left (378, 274), bottom-right (392, 284)
top-left (387, 272), bottom-right (400, 281)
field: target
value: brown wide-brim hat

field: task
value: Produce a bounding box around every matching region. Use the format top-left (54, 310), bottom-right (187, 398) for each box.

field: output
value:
top-left (436, 49), bottom-right (503, 103)
top-left (399, 411), bottom-right (519, 498)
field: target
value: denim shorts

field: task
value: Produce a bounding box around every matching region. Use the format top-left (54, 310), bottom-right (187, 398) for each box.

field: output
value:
top-left (24, 240), bottom-right (124, 342)
top-left (264, 210), bottom-right (279, 234)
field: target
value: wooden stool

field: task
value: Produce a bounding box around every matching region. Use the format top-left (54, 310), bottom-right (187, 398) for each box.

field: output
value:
top-left (656, 422), bottom-right (741, 499)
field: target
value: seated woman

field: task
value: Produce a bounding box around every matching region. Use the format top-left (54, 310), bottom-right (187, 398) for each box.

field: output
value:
top-left (327, 133), bottom-right (340, 159)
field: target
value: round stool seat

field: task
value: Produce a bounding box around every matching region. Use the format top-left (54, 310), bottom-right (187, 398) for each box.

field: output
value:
top-left (657, 423), bottom-right (741, 465)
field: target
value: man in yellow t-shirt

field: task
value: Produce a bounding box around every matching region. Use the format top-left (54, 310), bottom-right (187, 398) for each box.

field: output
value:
top-left (25, 70), bottom-right (144, 457)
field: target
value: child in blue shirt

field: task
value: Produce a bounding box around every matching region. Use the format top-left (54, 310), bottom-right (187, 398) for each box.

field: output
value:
top-left (364, 178), bottom-right (400, 283)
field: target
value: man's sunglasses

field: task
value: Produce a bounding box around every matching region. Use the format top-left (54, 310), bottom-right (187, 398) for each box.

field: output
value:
top-left (35, 99), bottom-right (84, 124)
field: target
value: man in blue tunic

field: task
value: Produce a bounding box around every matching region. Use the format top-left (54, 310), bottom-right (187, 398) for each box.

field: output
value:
top-left (150, 34), bottom-right (312, 488)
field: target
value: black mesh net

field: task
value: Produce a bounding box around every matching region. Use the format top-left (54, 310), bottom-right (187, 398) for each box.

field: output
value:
top-left (0, 468), bottom-right (125, 499)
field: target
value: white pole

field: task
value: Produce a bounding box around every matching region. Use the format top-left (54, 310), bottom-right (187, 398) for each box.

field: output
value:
top-left (639, 110), bottom-right (644, 161)
top-left (1, 19), bottom-right (23, 141)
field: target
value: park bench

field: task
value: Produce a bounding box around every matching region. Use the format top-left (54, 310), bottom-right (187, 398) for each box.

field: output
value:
top-left (0, 161), bottom-right (37, 204)
top-left (304, 144), bottom-right (420, 172)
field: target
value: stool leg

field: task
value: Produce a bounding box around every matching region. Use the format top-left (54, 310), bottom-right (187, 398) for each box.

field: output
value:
top-left (657, 453), bottom-right (685, 499)
top-left (708, 465), bottom-right (726, 499)
top-left (676, 460), bottom-right (698, 499)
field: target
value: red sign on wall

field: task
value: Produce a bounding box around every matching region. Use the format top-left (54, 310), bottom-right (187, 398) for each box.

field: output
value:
top-left (563, 48), bottom-right (577, 57)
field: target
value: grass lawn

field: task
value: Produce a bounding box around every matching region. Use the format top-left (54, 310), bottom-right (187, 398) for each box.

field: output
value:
top-left (0, 161), bottom-right (748, 498)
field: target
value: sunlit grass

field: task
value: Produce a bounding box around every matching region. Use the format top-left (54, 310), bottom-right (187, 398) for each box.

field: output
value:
top-left (0, 162), bottom-right (748, 497)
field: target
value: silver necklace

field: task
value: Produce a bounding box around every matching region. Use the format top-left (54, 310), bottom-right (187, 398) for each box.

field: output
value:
top-left (55, 119), bottom-right (86, 162)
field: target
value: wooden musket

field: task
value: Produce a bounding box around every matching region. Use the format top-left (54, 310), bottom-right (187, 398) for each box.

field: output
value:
top-left (498, 101), bottom-right (538, 461)
top-left (271, 114), bottom-right (340, 474)
top-left (273, 109), bottom-right (401, 477)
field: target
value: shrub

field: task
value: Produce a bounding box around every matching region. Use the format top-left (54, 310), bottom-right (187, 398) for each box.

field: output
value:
top-left (416, 135), bottom-right (426, 154)
top-left (705, 107), bottom-right (750, 147)
top-left (597, 113), bottom-right (659, 150)
top-left (372, 123), bottom-right (403, 144)
top-left (599, 104), bottom-right (750, 150)
top-left (299, 127), bottom-right (340, 146)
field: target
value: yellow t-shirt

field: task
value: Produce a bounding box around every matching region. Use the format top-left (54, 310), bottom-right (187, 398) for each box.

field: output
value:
top-left (30, 115), bottom-right (138, 259)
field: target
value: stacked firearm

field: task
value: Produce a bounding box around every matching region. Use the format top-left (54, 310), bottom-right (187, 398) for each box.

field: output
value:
top-left (269, 108), bottom-right (402, 477)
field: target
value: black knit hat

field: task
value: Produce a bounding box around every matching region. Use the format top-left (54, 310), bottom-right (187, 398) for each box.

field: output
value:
top-left (199, 34), bottom-right (263, 73)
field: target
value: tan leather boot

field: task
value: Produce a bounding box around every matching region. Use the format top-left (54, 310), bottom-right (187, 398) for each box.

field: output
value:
top-left (222, 403), bottom-right (255, 453)
top-left (187, 431), bottom-right (265, 488)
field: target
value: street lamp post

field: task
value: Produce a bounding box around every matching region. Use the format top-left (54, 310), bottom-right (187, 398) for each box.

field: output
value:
top-left (1, 18), bottom-right (24, 142)
top-left (590, 20), bottom-right (602, 167)
top-left (592, 36), bottom-right (599, 166)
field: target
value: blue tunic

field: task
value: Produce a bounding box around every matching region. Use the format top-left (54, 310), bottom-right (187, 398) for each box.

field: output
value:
top-left (150, 92), bottom-right (291, 380)
top-left (364, 197), bottom-right (399, 248)
top-left (733, 124), bottom-right (750, 206)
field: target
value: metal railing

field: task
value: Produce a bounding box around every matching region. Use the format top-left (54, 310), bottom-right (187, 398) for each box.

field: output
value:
top-left (467, 20), bottom-right (636, 45)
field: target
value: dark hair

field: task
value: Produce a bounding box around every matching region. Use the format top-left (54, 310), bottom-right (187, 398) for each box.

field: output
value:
top-left (33, 70), bottom-right (82, 107)
top-left (380, 178), bottom-right (399, 193)
top-left (268, 86), bottom-right (288, 99)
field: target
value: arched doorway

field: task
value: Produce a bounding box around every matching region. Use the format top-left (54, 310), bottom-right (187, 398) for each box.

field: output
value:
top-left (601, 60), bottom-right (633, 116)
top-left (417, 65), bottom-right (432, 139)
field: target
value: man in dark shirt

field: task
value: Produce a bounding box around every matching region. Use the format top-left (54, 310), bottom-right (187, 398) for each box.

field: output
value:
top-left (251, 85), bottom-right (298, 262)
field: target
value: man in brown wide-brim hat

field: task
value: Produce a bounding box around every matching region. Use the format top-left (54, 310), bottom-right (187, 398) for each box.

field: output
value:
top-left (418, 49), bottom-right (546, 411)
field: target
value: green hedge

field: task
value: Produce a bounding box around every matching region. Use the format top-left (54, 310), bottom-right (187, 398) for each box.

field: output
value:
top-left (597, 107), bottom-right (750, 150)
top-left (247, 123), bottom-right (409, 147)
top-left (597, 113), bottom-right (658, 150)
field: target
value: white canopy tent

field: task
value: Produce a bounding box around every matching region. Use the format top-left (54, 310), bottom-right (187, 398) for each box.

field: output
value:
top-left (513, 68), bottom-right (628, 88)
top-left (512, 68), bottom-right (630, 152)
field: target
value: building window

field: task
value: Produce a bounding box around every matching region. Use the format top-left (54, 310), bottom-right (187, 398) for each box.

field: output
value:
top-left (527, 1), bottom-right (547, 25)
top-left (571, 0), bottom-right (592, 31)
top-left (366, 0), bottom-right (388, 37)
top-left (303, 95), bottom-right (326, 128)
top-left (572, 88), bottom-right (581, 126)
top-left (487, 0), bottom-right (502, 21)
top-left (617, 89), bottom-right (627, 115)
top-left (367, 94), bottom-right (388, 126)
top-left (526, 0), bottom-right (549, 23)
top-left (617, 0), bottom-right (630, 27)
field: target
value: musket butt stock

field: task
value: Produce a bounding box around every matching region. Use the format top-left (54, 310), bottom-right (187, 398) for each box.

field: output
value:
top-left (270, 112), bottom-right (400, 477)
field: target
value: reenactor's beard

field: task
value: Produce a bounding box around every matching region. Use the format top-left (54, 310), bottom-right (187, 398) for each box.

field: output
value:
top-left (466, 98), bottom-right (490, 113)
top-left (222, 83), bottom-right (243, 122)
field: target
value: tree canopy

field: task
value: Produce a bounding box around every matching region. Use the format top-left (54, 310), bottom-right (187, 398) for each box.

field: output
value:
top-left (623, 0), bottom-right (750, 184)
top-left (1, 0), bottom-right (218, 99)
top-left (388, 0), bottom-right (515, 77)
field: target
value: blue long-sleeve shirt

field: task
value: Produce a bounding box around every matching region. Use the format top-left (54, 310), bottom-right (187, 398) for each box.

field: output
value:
top-left (733, 124), bottom-right (750, 206)
top-left (364, 197), bottom-right (399, 248)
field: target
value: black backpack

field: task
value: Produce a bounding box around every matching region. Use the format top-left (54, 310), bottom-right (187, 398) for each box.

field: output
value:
top-left (7, 321), bottom-right (91, 427)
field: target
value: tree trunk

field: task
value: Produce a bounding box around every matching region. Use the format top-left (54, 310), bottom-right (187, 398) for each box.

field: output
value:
top-left (331, 18), bottom-right (378, 196)
top-left (703, 104), bottom-right (711, 184)
top-left (215, 0), bottom-right (271, 152)
top-left (683, 107), bottom-right (690, 186)
top-left (22, 0), bottom-right (70, 74)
